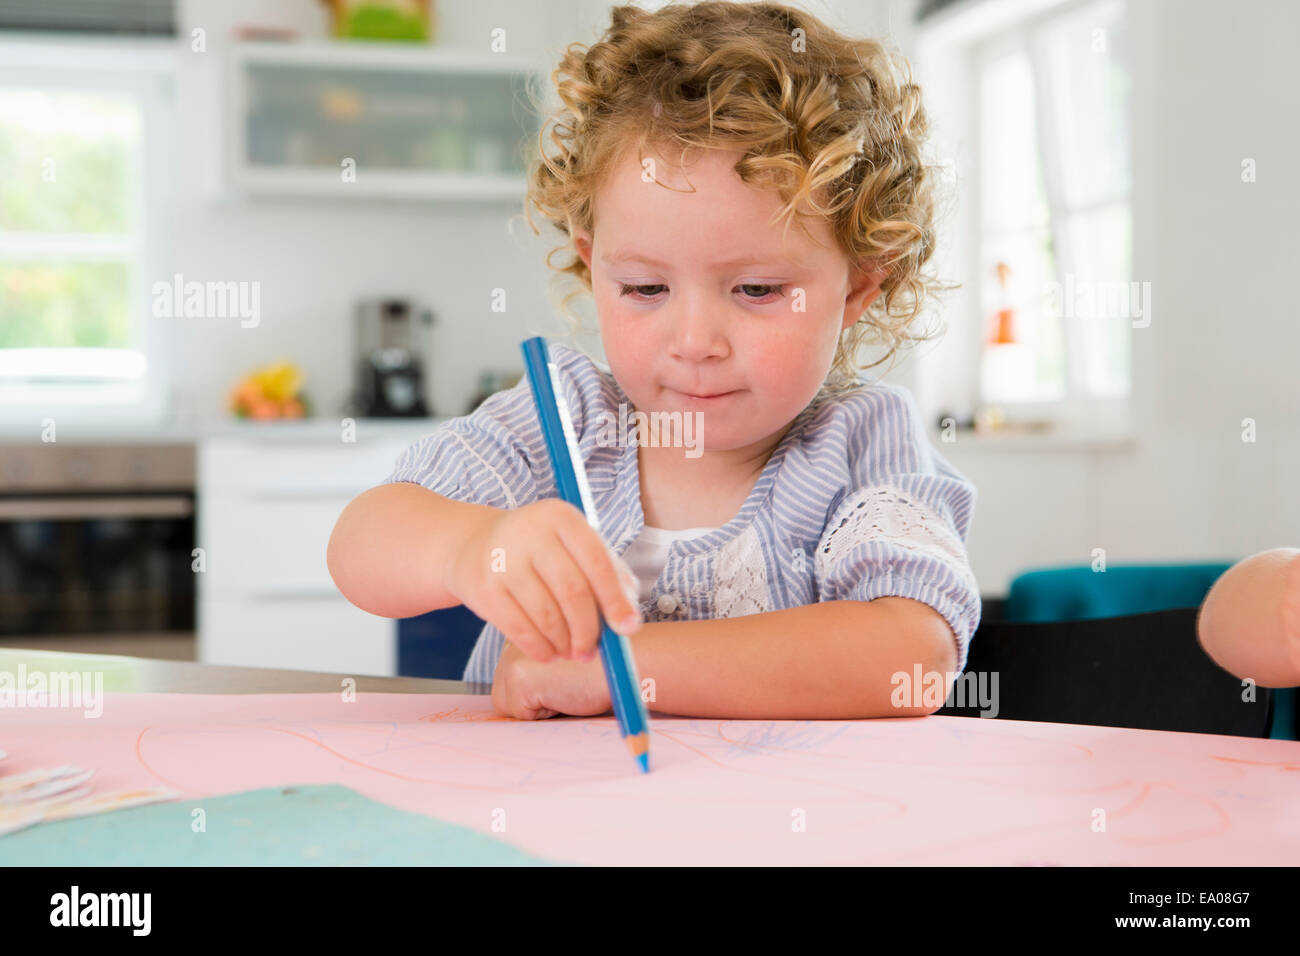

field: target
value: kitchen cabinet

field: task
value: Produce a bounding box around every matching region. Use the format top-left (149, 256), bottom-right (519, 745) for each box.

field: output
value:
top-left (197, 421), bottom-right (437, 675)
top-left (225, 41), bottom-right (543, 200)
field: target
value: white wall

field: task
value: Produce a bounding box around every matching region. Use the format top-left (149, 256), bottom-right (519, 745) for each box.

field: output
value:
top-left (899, 0), bottom-right (1300, 593)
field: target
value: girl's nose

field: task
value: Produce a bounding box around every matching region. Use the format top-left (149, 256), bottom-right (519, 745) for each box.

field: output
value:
top-left (666, 295), bottom-right (729, 361)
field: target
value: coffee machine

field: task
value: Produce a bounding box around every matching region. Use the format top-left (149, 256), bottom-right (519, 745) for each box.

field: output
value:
top-left (354, 298), bottom-right (434, 417)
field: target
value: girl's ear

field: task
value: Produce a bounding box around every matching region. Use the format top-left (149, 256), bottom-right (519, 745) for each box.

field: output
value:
top-left (573, 228), bottom-right (594, 270)
top-left (843, 260), bottom-right (891, 330)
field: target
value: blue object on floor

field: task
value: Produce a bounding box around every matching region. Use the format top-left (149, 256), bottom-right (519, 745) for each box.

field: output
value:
top-left (0, 784), bottom-right (565, 866)
top-left (398, 605), bottom-right (484, 679)
top-left (1001, 561), bottom-right (1296, 741)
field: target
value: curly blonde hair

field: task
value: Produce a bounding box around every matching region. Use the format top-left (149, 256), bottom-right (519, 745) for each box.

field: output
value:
top-left (522, 0), bottom-right (954, 393)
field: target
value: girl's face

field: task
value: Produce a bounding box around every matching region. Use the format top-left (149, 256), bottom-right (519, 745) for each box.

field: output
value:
top-left (573, 145), bottom-right (886, 455)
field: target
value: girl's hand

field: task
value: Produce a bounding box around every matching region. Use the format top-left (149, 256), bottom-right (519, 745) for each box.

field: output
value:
top-left (445, 498), bottom-right (643, 663)
top-left (491, 638), bottom-right (611, 719)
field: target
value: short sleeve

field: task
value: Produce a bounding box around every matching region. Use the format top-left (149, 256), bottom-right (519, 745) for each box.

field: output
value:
top-left (812, 387), bottom-right (981, 674)
top-left (383, 375), bottom-right (550, 510)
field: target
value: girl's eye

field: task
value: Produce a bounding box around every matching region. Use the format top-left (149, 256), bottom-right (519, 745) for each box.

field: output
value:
top-left (618, 284), bottom-right (667, 299)
top-left (737, 284), bottom-right (785, 301)
top-left (617, 283), bottom-right (786, 301)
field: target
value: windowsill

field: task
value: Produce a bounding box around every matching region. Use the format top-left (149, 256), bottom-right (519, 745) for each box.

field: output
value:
top-left (929, 423), bottom-right (1137, 452)
top-left (0, 379), bottom-right (166, 436)
top-left (0, 381), bottom-right (151, 406)
top-left (0, 414), bottom-right (445, 445)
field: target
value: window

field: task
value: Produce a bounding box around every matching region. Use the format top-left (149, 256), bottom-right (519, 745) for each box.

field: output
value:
top-left (0, 40), bottom-right (171, 417)
top-left (0, 89), bottom-right (141, 364)
top-left (974, 0), bottom-right (1131, 409)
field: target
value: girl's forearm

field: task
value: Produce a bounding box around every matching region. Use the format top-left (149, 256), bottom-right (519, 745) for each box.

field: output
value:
top-left (625, 597), bottom-right (958, 719)
top-left (326, 482), bottom-right (498, 619)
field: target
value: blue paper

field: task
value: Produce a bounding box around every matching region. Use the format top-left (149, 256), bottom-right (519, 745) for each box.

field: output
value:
top-left (1, 784), bottom-right (566, 866)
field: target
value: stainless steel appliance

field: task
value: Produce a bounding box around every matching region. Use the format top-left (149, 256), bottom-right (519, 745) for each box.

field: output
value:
top-left (354, 298), bottom-right (435, 417)
top-left (0, 444), bottom-right (195, 641)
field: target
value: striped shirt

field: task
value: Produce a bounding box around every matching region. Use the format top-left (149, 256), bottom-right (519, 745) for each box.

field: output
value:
top-left (384, 342), bottom-right (981, 684)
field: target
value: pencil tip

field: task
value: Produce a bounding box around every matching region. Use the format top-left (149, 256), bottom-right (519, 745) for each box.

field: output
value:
top-left (637, 753), bottom-right (650, 774)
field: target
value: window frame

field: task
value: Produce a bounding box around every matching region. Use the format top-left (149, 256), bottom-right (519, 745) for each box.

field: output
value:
top-left (0, 35), bottom-right (175, 427)
top-left (919, 0), bottom-right (1134, 436)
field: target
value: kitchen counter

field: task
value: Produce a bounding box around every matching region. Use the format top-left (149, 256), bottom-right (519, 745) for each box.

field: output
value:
top-left (0, 417), bottom-right (450, 446)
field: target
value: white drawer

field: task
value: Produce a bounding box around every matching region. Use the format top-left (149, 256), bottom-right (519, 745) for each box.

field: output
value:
top-left (198, 493), bottom-right (351, 596)
top-left (199, 593), bottom-right (395, 675)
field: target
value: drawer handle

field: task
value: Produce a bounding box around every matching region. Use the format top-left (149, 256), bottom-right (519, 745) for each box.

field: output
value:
top-left (0, 495), bottom-right (192, 520)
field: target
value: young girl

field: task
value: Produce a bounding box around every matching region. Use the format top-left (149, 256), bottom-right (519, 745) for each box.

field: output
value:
top-left (328, 1), bottom-right (981, 721)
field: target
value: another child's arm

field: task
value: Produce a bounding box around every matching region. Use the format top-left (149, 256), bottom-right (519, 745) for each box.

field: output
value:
top-left (1198, 547), bottom-right (1300, 687)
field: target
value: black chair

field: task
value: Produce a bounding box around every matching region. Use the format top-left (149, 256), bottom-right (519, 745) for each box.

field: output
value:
top-left (937, 606), bottom-right (1274, 737)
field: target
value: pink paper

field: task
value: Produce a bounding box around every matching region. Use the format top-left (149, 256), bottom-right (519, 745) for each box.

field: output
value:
top-left (3, 692), bottom-right (1297, 865)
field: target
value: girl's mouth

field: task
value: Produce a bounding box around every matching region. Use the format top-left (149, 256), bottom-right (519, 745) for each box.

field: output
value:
top-left (677, 390), bottom-right (738, 402)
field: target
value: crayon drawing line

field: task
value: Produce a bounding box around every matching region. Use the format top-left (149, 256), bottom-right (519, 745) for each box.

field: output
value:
top-left (651, 727), bottom-right (908, 821)
top-left (1110, 784), bottom-right (1233, 847)
top-left (133, 724), bottom-right (610, 795)
top-left (1209, 755), bottom-right (1300, 771)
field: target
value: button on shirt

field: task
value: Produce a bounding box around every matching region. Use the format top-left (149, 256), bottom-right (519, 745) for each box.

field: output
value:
top-left (383, 342), bottom-right (981, 684)
top-left (622, 523), bottom-right (714, 611)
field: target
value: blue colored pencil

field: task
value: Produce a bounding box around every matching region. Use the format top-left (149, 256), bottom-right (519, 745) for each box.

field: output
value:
top-left (520, 336), bottom-right (652, 773)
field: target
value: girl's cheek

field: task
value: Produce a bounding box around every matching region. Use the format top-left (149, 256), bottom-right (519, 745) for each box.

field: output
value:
top-left (753, 336), bottom-right (827, 396)
top-left (607, 303), bottom-right (656, 347)
top-left (599, 308), bottom-right (651, 374)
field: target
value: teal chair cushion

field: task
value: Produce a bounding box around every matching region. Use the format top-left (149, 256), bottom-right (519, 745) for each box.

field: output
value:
top-left (1002, 561), bottom-right (1295, 740)
top-left (1004, 563), bottom-right (1234, 623)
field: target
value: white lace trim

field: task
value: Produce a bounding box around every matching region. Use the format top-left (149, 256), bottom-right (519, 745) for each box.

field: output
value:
top-left (712, 524), bottom-right (773, 617)
top-left (816, 484), bottom-right (977, 591)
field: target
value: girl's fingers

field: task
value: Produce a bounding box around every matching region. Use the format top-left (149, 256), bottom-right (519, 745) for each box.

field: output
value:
top-left (555, 519), bottom-right (643, 635)
top-left (480, 581), bottom-right (557, 663)
top-left (612, 554), bottom-right (641, 610)
top-left (531, 543), bottom-right (602, 660)
top-left (509, 564), bottom-right (574, 659)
